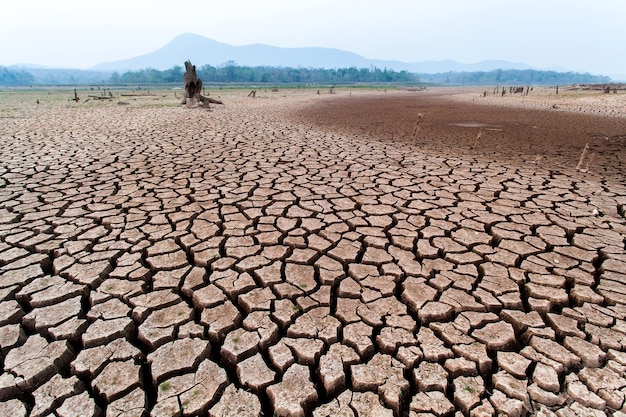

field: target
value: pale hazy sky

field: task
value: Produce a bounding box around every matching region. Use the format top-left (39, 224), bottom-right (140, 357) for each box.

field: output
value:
top-left (1, 0), bottom-right (625, 78)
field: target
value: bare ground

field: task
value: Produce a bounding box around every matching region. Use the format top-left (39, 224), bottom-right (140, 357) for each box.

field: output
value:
top-left (294, 89), bottom-right (626, 180)
top-left (1, 88), bottom-right (626, 417)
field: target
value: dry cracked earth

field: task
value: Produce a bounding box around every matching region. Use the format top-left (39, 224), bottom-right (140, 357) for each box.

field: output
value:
top-left (1, 89), bottom-right (626, 417)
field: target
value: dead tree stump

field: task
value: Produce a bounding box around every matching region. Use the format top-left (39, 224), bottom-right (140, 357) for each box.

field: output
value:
top-left (182, 60), bottom-right (203, 107)
top-left (181, 60), bottom-right (224, 108)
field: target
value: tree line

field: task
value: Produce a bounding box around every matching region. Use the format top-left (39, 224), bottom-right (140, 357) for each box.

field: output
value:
top-left (109, 66), bottom-right (611, 86)
top-left (418, 69), bottom-right (610, 85)
top-left (110, 64), bottom-right (419, 85)
top-left (0, 64), bottom-right (613, 86)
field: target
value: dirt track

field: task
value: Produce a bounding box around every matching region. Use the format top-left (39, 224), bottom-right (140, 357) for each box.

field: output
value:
top-left (1, 89), bottom-right (626, 417)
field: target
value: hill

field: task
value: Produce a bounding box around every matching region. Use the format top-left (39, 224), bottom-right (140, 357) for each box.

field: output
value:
top-left (91, 33), bottom-right (533, 73)
top-left (0, 34), bottom-right (611, 86)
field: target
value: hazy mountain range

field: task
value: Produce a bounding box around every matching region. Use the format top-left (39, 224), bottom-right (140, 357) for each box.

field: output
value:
top-left (3, 33), bottom-right (613, 86)
top-left (91, 33), bottom-right (538, 74)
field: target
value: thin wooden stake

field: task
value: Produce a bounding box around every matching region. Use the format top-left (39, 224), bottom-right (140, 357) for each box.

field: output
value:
top-left (410, 113), bottom-right (423, 146)
top-left (575, 143), bottom-right (589, 170)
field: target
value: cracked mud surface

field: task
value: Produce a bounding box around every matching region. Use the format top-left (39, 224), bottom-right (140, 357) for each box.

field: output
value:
top-left (1, 89), bottom-right (626, 417)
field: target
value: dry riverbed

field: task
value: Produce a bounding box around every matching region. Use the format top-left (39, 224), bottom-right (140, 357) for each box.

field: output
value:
top-left (1, 87), bottom-right (626, 416)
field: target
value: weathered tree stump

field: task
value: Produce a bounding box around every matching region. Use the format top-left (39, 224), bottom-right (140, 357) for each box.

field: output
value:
top-left (181, 60), bottom-right (224, 108)
top-left (182, 60), bottom-right (202, 107)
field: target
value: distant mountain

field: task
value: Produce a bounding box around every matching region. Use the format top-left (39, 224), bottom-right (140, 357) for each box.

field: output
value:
top-left (5, 34), bottom-right (611, 85)
top-left (0, 66), bottom-right (35, 86)
top-left (91, 33), bottom-right (534, 74)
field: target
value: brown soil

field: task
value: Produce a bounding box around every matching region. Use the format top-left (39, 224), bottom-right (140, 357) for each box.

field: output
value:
top-left (295, 90), bottom-right (626, 180)
top-left (2, 89), bottom-right (626, 417)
